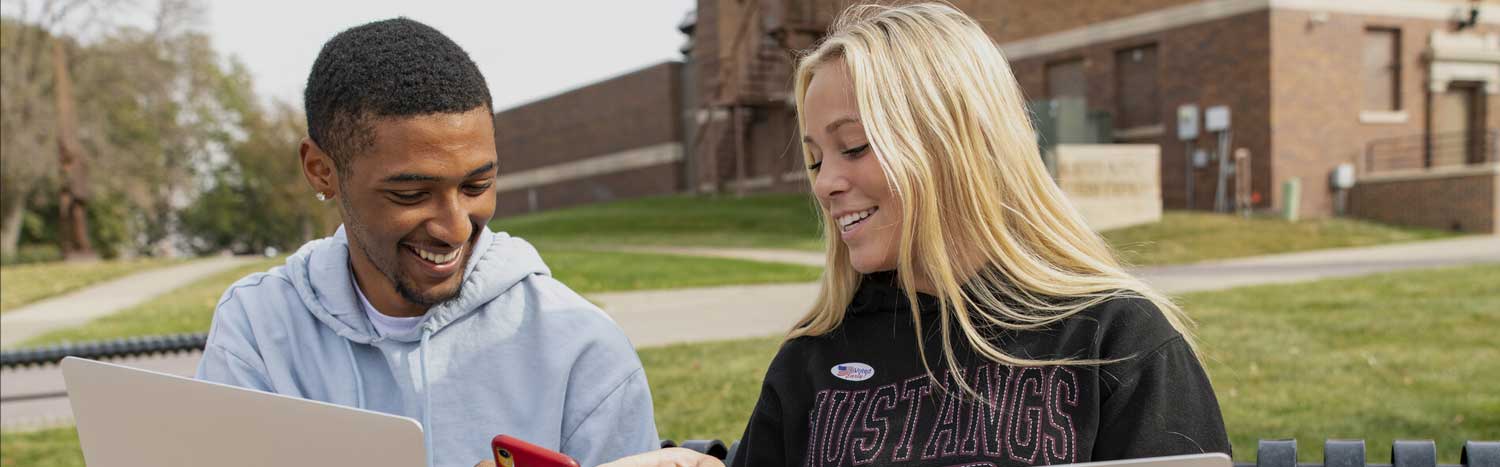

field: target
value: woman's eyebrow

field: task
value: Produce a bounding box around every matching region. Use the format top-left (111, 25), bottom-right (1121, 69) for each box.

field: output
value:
top-left (802, 116), bottom-right (861, 146)
top-left (823, 116), bottom-right (860, 134)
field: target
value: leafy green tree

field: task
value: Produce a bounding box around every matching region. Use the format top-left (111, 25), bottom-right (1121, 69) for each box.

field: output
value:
top-left (179, 62), bottom-right (334, 254)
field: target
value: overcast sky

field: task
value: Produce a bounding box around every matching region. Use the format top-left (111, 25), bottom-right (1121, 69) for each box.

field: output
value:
top-left (204, 1), bottom-right (696, 111)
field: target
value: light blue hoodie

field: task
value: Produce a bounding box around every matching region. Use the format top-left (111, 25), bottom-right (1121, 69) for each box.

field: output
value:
top-left (196, 226), bottom-right (658, 467)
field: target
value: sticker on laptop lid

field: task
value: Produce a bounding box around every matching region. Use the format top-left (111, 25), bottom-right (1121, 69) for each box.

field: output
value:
top-left (831, 362), bottom-right (875, 382)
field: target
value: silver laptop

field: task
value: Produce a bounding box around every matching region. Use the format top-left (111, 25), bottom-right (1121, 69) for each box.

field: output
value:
top-left (61, 357), bottom-right (425, 467)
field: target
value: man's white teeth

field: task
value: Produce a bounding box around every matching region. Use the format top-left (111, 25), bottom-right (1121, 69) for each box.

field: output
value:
top-left (838, 208), bottom-right (878, 231)
top-left (416, 248), bottom-right (459, 264)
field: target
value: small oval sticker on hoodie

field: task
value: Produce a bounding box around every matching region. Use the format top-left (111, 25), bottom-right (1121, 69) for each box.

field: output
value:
top-left (831, 362), bottom-right (875, 382)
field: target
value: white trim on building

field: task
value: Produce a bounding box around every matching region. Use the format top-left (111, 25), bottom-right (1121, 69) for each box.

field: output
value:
top-left (494, 142), bottom-right (683, 192)
top-left (1359, 111), bottom-right (1410, 124)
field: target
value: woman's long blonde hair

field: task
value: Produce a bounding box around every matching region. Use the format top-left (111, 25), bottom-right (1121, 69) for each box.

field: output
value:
top-left (789, 2), bottom-right (1198, 396)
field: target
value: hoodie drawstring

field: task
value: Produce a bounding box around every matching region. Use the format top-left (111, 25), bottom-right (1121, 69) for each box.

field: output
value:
top-left (420, 327), bottom-right (434, 467)
top-left (344, 341), bottom-right (366, 409)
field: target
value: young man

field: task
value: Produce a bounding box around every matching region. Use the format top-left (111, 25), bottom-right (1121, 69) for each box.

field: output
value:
top-left (195, 18), bottom-right (709, 467)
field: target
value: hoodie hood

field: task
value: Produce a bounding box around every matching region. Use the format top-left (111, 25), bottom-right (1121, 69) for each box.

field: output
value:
top-left (284, 225), bottom-right (549, 344)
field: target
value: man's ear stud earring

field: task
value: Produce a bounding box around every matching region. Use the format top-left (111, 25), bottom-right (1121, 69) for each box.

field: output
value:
top-left (315, 192), bottom-right (329, 202)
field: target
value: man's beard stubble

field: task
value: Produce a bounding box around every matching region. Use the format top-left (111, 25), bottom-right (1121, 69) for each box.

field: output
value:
top-left (341, 199), bottom-right (464, 309)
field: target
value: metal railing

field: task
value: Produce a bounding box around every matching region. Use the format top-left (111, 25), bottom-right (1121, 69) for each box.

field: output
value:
top-left (0, 333), bottom-right (207, 368)
top-left (1365, 129), bottom-right (1499, 174)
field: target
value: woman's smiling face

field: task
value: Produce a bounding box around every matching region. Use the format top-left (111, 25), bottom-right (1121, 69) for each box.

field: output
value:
top-left (803, 59), bottom-right (901, 274)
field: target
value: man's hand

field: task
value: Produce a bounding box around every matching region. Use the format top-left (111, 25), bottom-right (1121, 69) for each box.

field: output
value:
top-left (475, 447), bottom-right (725, 467)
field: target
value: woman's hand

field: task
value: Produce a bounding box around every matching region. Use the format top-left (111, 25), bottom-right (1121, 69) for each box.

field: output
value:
top-left (599, 448), bottom-right (726, 467)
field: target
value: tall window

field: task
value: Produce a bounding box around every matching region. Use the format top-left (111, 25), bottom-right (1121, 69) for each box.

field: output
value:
top-left (1114, 44), bottom-right (1159, 129)
top-left (1046, 59), bottom-right (1087, 102)
top-left (1363, 28), bottom-right (1401, 111)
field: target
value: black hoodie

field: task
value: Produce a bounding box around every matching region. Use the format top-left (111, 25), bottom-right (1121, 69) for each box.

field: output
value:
top-left (730, 273), bottom-right (1230, 467)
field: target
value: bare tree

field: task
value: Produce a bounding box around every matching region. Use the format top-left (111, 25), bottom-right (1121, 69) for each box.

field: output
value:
top-left (0, 0), bottom-right (118, 258)
top-left (0, 17), bottom-right (58, 258)
top-left (53, 38), bottom-right (95, 258)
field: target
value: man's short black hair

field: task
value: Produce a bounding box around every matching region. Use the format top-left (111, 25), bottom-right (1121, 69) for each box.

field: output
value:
top-left (304, 17), bottom-right (492, 173)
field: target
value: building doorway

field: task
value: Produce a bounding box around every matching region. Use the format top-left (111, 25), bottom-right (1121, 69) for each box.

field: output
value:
top-left (1429, 81), bottom-right (1487, 166)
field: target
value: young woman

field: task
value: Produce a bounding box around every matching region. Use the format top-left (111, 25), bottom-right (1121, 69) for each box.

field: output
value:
top-left (730, 4), bottom-right (1230, 467)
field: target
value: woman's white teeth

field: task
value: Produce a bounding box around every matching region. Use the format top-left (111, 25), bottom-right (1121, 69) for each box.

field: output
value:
top-left (416, 248), bottom-right (459, 264)
top-left (838, 208), bottom-right (877, 231)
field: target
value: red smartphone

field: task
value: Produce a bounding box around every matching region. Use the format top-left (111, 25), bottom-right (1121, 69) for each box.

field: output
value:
top-left (492, 434), bottom-right (581, 467)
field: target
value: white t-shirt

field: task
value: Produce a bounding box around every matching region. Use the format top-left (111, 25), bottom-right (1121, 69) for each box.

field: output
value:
top-left (352, 276), bottom-right (425, 336)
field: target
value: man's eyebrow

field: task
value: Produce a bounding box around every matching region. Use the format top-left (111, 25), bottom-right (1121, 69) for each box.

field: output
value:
top-left (466, 161), bottom-right (497, 178)
top-left (382, 173), bottom-right (440, 183)
top-left (381, 161), bottom-right (498, 183)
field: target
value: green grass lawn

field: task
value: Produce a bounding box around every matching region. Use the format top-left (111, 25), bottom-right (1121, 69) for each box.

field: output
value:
top-left (1104, 212), bottom-right (1454, 266)
top-left (19, 250), bottom-right (820, 347)
top-left (4, 264), bottom-right (1495, 465)
top-left (641, 337), bottom-right (784, 442)
top-left (493, 193), bottom-right (1455, 266)
top-left (19, 258), bottom-right (285, 347)
top-left (1188, 263), bottom-right (1499, 463)
top-left (0, 427), bottom-right (82, 467)
top-left (544, 249), bottom-right (820, 294)
top-left (0, 258), bottom-right (185, 314)
top-left (492, 194), bottom-right (826, 251)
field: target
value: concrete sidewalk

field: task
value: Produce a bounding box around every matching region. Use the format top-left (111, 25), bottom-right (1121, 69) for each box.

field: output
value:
top-left (594, 281), bottom-right (820, 348)
top-left (0, 256), bottom-right (257, 348)
top-left (1134, 235), bottom-right (1500, 293)
top-left (599, 236), bottom-right (1499, 348)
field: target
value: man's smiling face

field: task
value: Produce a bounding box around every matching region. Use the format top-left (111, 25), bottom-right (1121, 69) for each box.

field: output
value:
top-left (333, 107), bottom-right (498, 316)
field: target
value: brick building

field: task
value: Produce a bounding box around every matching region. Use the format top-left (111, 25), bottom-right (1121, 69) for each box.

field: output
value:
top-left (490, 62), bottom-right (690, 216)
top-left (493, 1), bottom-right (1500, 231)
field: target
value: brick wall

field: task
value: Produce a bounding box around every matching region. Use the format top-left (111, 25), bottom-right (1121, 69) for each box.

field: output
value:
top-left (491, 62), bottom-right (685, 216)
top-left (494, 62), bottom-right (682, 171)
top-left (1348, 166), bottom-right (1499, 233)
top-left (1008, 10), bottom-right (1274, 211)
top-left (493, 163), bottom-right (684, 219)
top-left (957, 0), bottom-right (1201, 43)
top-left (1268, 10), bottom-right (1500, 219)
